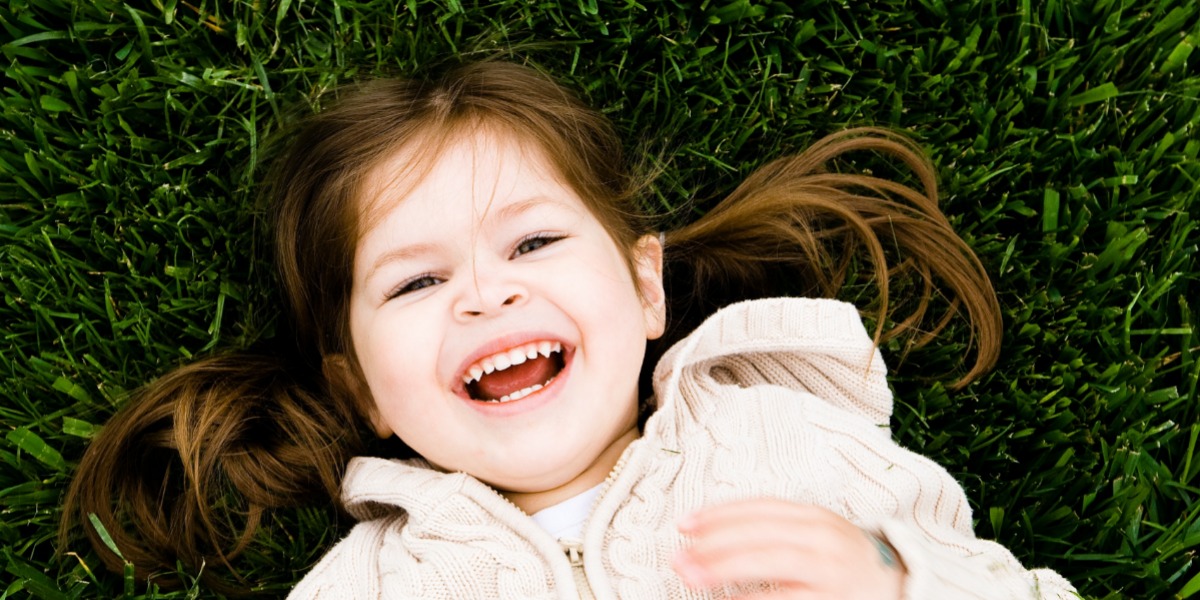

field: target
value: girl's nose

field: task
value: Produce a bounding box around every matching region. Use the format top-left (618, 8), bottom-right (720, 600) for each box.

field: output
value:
top-left (453, 277), bottom-right (528, 320)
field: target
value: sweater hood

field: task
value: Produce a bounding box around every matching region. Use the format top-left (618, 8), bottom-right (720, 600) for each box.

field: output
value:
top-left (649, 298), bottom-right (890, 437)
top-left (652, 298), bottom-right (878, 386)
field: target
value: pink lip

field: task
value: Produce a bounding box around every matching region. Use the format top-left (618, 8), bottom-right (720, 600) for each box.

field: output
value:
top-left (450, 331), bottom-right (573, 395)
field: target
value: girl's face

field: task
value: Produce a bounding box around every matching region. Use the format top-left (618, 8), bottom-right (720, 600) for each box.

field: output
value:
top-left (347, 129), bottom-right (665, 510)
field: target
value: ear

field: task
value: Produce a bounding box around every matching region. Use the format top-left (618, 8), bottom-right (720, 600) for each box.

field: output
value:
top-left (632, 234), bottom-right (667, 340)
top-left (323, 353), bottom-right (394, 439)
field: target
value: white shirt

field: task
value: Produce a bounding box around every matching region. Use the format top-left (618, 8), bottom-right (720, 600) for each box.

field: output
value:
top-left (530, 483), bottom-right (604, 540)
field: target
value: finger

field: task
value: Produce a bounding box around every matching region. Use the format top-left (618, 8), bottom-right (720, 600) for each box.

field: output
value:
top-left (684, 509), bottom-right (857, 555)
top-left (675, 505), bottom-right (885, 590)
top-left (679, 499), bottom-right (841, 534)
top-left (681, 501), bottom-right (864, 570)
top-left (681, 519), bottom-right (835, 583)
top-left (674, 540), bottom-right (812, 589)
top-left (728, 592), bottom-right (818, 600)
top-left (679, 530), bottom-right (874, 586)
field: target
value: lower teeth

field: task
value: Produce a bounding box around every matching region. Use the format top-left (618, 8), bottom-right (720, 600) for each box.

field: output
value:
top-left (485, 377), bottom-right (554, 403)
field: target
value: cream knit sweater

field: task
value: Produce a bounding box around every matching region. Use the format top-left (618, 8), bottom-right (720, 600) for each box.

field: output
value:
top-left (289, 298), bottom-right (1078, 599)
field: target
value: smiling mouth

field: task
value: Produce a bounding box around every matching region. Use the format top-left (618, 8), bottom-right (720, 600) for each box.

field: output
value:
top-left (461, 341), bottom-right (567, 403)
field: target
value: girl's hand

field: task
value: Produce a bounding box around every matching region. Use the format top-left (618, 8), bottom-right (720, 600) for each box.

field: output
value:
top-left (672, 499), bottom-right (905, 600)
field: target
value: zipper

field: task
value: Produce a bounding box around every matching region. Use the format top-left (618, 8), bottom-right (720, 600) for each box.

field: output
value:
top-left (560, 538), bottom-right (595, 600)
top-left (588, 446), bottom-right (631, 522)
top-left (563, 442), bottom-right (633, 599)
top-left (484, 442), bottom-right (636, 599)
top-left (483, 483), bottom-right (607, 599)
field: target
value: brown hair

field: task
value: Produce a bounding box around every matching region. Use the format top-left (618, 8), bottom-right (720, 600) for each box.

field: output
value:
top-left (61, 60), bottom-right (1000, 592)
top-left (652, 128), bottom-right (1000, 386)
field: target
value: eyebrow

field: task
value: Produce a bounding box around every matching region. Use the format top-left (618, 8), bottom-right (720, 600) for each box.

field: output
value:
top-left (495, 195), bottom-right (556, 222)
top-left (366, 242), bottom-right (439, 280)
top-left (365, 196), bottom-right (563, 279)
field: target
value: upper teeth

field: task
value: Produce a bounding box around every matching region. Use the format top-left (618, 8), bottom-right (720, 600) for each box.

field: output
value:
top-left (462, 341), bottom-right (562, 385)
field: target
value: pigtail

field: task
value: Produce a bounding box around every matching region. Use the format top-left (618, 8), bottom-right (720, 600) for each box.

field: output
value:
top-left (658, 128), bottom-right (1001, 388)
top-left (60, 352), bottom-right (364, 593)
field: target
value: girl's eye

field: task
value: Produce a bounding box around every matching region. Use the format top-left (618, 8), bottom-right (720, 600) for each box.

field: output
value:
top-left (513, 233), bottom-right (565, 257)
top-left (386, 274), bottom-right (442, 300)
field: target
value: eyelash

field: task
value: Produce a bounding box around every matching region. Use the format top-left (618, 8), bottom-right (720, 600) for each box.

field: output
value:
top-left (383, 233), bottom-right (566, 301)
top-left (385, 273), bottom-right (442, 300)
top-left (513, 232), bottom-right (565, 257)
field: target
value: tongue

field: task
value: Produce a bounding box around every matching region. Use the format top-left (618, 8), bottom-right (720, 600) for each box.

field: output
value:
top-left (475, 355), bottom-right (559, 400)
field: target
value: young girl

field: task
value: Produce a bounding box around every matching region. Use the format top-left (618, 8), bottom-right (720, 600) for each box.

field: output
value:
top-left (64, 60), bottom-right (1078, 599)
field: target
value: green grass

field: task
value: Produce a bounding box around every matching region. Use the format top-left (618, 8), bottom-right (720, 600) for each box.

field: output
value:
top-left (2, 0), bottom-right (1197, 597)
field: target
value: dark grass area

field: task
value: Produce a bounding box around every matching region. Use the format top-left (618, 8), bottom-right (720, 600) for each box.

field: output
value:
top-left (2, 0), bottom-right (1197, 597)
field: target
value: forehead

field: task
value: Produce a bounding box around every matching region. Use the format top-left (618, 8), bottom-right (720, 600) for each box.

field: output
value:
top-left (357, 127), bottom-right (569, 229)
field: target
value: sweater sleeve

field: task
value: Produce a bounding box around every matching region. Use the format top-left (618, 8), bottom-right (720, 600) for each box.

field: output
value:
top-left (809, 398), bottom-right (1079, 600)
top-left (669, 299), bottom-right (1078, 598)
top-left (743, 300), bottom-right (1079, 598)
top-left (879, 518), bottom-right (1078, 600)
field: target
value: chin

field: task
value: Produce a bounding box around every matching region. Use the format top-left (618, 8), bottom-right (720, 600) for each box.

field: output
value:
top-left (480, 458), bottom-right (585, 493)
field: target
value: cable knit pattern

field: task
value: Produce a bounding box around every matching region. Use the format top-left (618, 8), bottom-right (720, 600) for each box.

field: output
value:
top-left (289, 298), bottom-right (1079, 600)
